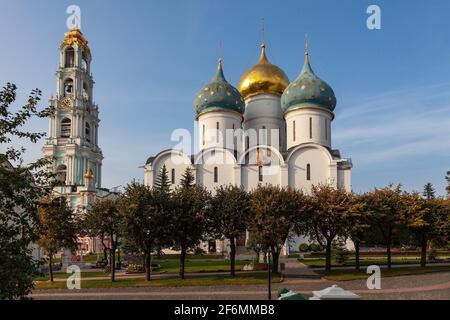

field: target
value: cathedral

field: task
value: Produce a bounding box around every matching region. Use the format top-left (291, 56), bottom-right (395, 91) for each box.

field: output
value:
top-left (42, 27), bottom-right (353, 256)
top-left (42, 28), bottom-right (110, 254)
top-left (144, 38), bottom-right (353, 255)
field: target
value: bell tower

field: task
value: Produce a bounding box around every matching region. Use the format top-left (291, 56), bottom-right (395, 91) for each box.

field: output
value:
top-left (43, 28), bottom-right (103, 189)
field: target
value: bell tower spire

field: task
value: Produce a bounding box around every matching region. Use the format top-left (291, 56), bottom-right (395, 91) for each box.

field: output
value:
top-left (43, 28), bottom-right (103, 189)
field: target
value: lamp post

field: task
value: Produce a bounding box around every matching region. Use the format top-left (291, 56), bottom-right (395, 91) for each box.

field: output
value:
top-left (267, 248), bottom-right (272, 301)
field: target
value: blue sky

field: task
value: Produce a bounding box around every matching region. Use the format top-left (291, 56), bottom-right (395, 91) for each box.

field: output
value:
top-left (1, 0), bottom-right (449, 195)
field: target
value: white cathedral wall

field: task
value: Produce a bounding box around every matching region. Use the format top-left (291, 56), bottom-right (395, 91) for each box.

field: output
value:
top-left (244, 94), bottom-right (286, 152)
top-left (146, 151), bottom-right (191, 189)
top-left (287, 145), bottom-right (332, 192)
top-left (338, 168), bottom-right (352, 192)
top-left (285, 107), bottom-right (333, 149)
top-left (197, 111), bottom-right (242, 151)
top-left (195, 148), bottom-right (237, 191)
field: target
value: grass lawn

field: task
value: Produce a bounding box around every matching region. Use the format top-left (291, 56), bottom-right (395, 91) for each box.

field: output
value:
top-left (34, 259), bottom-right (253, 281)
top-left (300, 257), bottom-right (449, 268)
top-left (156, 259), bottom-right (252, 273)
top-left (319, 266), bottom-right (450, 281)
top-left (34, 273), bottom-right (282, 290)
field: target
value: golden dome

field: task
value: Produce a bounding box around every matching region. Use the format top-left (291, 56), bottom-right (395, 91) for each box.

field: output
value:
top-left (238, 44), bottom-right (289, 100)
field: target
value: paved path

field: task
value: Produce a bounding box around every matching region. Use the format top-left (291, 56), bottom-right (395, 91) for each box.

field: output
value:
top-left (30, 260), bottom-right (450, 300)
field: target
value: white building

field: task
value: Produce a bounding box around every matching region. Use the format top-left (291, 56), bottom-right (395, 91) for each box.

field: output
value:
top-left (144, 40), bottom-right (352, 255)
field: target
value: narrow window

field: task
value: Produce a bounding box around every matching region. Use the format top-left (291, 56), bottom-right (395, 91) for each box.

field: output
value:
top-left (56, 164), bottom-right (67, 183)
top-left (307, 164), bottom-right (311, 181)
top-left (85, 122), bottom-right (91, 143)
top-left (309, 117), bottom-right (313, 139)
top-left (258, 166), bottom-right (263, 182)
top-left (216, 122), bottom-right (220, 143)
top-left (202, 124), bottom-right (205, 146)
top-left (61, 118), bottom-right (71, 138)
top-left (65, 48), bottom-right (75, 68)
top-left (293, 121), bottom-right (296, 142)
top-left (171, 168), bottom-right (175, 184)
top-left (214, 167), bottom-right (218, 183)
top-left (325, 118), bottom-right (328, 141)
top-left (262, 126), bottom-right (267, 145)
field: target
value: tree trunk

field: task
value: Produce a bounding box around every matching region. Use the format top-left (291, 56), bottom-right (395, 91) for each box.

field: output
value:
top-left (179, 246), bottom-right (186, 280)
top-left (229, 237), bottom-right (236, 277)
top-left (325, 240), bottom-right (332, 272)
top-left (49, 254), bottom-right (54, 282)
top-left (386, 241), bottom-right (392, 269)
top-left (420, 234), bottom-right (427, 268)
top-left (145, 251), bottom-right (152, 281)
top-left (110, 245), bottom-right (116, 282)
top-left (272, 249), bottom-right (280, 274)
top-left (355, 240), bottom-right (361, 271)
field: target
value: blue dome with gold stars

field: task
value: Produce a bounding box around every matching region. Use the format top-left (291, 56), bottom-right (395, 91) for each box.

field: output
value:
top-left (281, 50), bottom-right (336, 113)
top-left (194, 60), bottom-right (245, 117)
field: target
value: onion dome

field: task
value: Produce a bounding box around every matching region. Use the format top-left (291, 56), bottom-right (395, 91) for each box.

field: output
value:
top-left (238, 43), bottom-right (289, 100)
top-left (194, 60), bottom-right (245, 117)
top-left (61, 28), bottom-right (91, 56)
top-left (281, 48), bottom-right (336, 113)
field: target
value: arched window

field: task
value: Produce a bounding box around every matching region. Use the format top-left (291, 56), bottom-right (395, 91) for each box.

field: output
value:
top-left (262, 126), bottom-right (267, 145)
top-left (60, 118), bottom-right (71, 138)
top-left (64, 79), bottom-right (74, 97)
top-left (81, 51), bottom-right (89, 71)
top-left (214, 167), bottom-right (218, 183)
top-left (216, 122), bottom-right (220, 143)
top-left (293, 121), bottom-right (296, 142)
top-left (56, 165), bottom-right (67, 183)
top-left (202, 124), bottom-right (205, 146)
top-left (65, 47), bottom-right (75, 68)
top-left (307, 164), bottom-right (311, 181)
top-left (309, 117), bottom-right (313, 139)
top-left (85, 122), bottom-right (91, 142)
top-left (82, 82), bottom-right (89, 100)
top-left (171, 169), bottom-right (175, 184)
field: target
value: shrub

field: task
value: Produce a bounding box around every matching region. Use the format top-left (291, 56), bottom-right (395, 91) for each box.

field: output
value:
top-left (428, 248), bottom-right (438, 261)
top-left (334, 245), bottom-right (349, 264)
top-left (299, 243), bottom-right (310, 252)
top-left (309, 243), bottom-right (322, 252)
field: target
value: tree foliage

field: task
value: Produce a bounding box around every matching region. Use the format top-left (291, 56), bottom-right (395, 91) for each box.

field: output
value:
top-left (249, 185), bottom-right (309, 273)
top-left (303, 184), bottom-right (352, 272)
top-left (0, 83), bottom-right (54, 299)
top-left (82, 197), bottom-right (121, 281)
top-left (36, 197), bottom-right (78, 282)
top-left (207, 185), bottom-right (250, 276)
top-left (170, 169), bottom-right (210, 279)
top-left (120, 181), bottom-right (169, 281)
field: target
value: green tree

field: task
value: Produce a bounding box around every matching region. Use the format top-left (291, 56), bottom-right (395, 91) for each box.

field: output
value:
top-left (154, 164), bottom-right (171, 194)
top-left (423, 183), bottom-right (436, 201)
top-left (170, 171), bottom-right (210, 279)
top-left (303, 184), bottom-right (352, 272)
top-left (250, 185), bottom-right (309, 274)
top-left (207, 185), bottom-right (250, 276)
top-left (120, 181), bottom-right (169, 281)
top-left (36, 197), bottom-right (78, 282)
top-left (344, 193), bottom-right (370, 270)
top-left (0, 83), bottom-right (54, 299)
top-left (83, 198), bottom-right (121, 281)
top-left (365, 185), bottom-right (403, 269)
